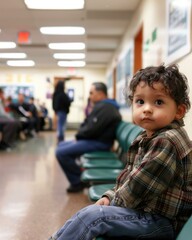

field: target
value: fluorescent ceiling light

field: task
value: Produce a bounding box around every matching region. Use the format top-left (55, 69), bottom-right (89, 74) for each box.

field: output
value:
top-left (58, 61), bottom-right (85, 67)
top-left (0, 53), bottom-right (27, 59)
top-left (53, 53), bottom-right (85, 59)
top-left (40, 27), bottom-right (85, 35)
top-left (0, 42), bottom-right (16, 49)
top-left (49, 43), bottom-right (85, 50)
top-left (7, 60), bottom-right (35, 67)
top-left (24, 0), bottom-right (84, 10)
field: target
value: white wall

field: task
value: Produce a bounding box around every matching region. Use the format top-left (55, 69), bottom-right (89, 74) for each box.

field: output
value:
top-left (0, 67), bottom-right (106, 123)
top-left (1, 0), bottom-right (192, 136)
top-left (107, 0), bottom-right (192, 139)
top-left (178, 55), bottom-right (192, 139)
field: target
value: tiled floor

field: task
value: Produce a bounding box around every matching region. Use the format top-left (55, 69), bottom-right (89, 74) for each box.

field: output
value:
top-left (0, 131), bottom-right (90, 240)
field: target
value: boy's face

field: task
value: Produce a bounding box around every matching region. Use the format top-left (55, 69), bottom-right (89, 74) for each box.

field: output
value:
top-left (132, 81), bottom-right (185, 137)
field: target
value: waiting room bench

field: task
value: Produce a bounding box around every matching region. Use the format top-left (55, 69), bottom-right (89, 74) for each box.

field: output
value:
top-left (81, 123), bottom-right (143, 185)
top-left (81, 122), bottom-right (143, 170)
top-left (81, 121), bottom-right (129, 161)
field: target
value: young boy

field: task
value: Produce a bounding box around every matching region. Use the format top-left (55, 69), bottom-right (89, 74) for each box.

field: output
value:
top-left (49, 64), bottom-right (192, 240)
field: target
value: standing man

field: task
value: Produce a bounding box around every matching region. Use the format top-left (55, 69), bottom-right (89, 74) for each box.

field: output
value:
top-left (56, 82), bottom-right (122, 193)
top-left (52, 81), bottom-right (71, 143)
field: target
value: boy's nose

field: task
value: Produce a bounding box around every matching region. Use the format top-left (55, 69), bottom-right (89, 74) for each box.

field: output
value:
top-left (143, 104), bottom-right (152, 113)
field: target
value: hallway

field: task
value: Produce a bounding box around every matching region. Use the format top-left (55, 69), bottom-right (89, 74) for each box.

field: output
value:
top-left (0, 131), bottom-right (90, 240)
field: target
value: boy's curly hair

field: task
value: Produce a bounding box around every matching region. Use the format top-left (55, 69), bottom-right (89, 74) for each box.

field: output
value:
top-left (128, 64), bottom-right (191, 111)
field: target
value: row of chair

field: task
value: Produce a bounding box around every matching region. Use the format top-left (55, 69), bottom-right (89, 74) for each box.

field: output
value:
top-left (80, 120), bottom-right (143, 201)
top-left (79, 121), bottom-right (191, 240)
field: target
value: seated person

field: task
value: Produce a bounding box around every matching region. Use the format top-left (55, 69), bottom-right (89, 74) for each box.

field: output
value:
top-left (9, 93), bottom-right (36, 137)
top-left (39, 102), bottom-right (52, 131)
top-left (56, 82), bottom-right (122, 193)
top-left (28, 97), bottom-right (40, 133)
top-left (4, 96), bottom-right (13, 115)
top-left (0, 88), bottom-right (21, 150)
top-left (49, 64), bottom-right (192, 240)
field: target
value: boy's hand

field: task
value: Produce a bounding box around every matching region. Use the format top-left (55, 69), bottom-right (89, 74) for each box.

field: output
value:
top-left (95, 197), bottom-right (110, 206)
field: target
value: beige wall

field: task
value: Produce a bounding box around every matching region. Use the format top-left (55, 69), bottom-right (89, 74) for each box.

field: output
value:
top-left (1, 0), bottom-right (192, 136)
top-left (178, 55), bottom-right (192, 138)
top-left (0, 67), bottom-right (106, 123)
top-left (107, 0), bottom-right (192, 139)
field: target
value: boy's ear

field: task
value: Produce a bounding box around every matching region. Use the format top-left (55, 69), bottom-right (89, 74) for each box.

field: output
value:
top-left (175, 104), bottom-right (186, 120)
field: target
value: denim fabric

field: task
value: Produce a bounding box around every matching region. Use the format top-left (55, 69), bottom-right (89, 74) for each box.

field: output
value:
top-left (56, 140), bottom-right (111, 185)
top-left (49, 204), bottom-right (175, 240)
top-left (57, 111), bottom-right (67, 142)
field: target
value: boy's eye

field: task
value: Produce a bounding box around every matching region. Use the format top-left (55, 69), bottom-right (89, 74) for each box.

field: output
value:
top-left (155, 99), bottom-right (164, 105)
top-left (136, 99), bottom-right (144, 105)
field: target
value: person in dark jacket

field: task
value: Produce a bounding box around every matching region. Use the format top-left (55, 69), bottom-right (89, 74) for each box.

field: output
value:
top-left (52, 81), bottom-right (71, 143)
top-left (0, 88), bottom-right (21, 150)
top-left (55, 82), bottom-right (122, 193)
top-left (9, 93), bottom-right (36, 137)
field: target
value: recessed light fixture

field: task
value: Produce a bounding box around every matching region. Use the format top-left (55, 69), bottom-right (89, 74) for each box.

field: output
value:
top-left (58, 61), bottom-right (85, 67)
top-left (53, 53), bottom-right (85, 59)
top-left (24, 0), bottom-right (84, 10)
top-left (7, 60), bottom-right (35, 67)
top-left (40, 27), bottom-right (85, 35)
top-left (0, 53), bottom-right (27, 59)
top-left (0, 42), bottom-right (16, 49)
top-left (49, 43), bottom-right (85, 50)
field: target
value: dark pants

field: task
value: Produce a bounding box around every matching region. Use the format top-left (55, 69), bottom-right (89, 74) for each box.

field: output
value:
top-left (0, 118), bottom-right (21, 145)
top-left (55, 140), bottom-right (111, 185)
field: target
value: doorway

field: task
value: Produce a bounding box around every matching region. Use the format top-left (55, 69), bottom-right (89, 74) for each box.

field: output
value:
top-left (134, 25), bottom-right (143, 74)
top-left (53, 76), bottom-right (84, 130)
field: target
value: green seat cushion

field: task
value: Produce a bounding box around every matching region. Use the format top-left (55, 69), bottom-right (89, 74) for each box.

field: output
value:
top-left (176, 215), bottom-right (192, 240)
top-left (81, 169), bottom-right (121, 183)
top-left (82, 159), bottom-right (124, 169)
top-left (88, 183), bottom-right (115, 201)
top-left (82, 151), bottom-right (118, 160)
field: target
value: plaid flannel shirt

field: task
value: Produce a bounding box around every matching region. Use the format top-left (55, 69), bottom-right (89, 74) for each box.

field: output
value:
top-left (104, 120), bottom-right (192, 232)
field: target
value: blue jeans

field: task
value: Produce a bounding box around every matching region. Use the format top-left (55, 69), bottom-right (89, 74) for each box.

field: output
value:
top-left (57, 111), bottom-right (67, 142)
top-left (49, 204), bottom-right (175, 240)
top-left (56, 140), bottom-right (111, 185)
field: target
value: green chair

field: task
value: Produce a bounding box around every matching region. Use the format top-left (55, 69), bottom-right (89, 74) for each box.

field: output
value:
top-left (82, 151), bottom-right (117, 160)
top-left (81, 123), bottom-right (138, 170)
top-left (87, 126), bottom-right (141, 201)
top-left (115, 123), bottom-right (136, 158)
top-left (82, 159), bottom-right (124, 169)
top-left (81, 125), bottom-right (143, 185)
top-left (81, 121), bottom-right (130, 160)
top-left (81, 122), bottom-right (138, 169)
top-left (81, 124), bottom-right (135, 169)
top-left (88, 183), bottom-right (115, 201)
top-left (81, 168), bottom-right (121, 184)
top-left (176, 215), bottom-right (192, 240)
top-left (126, 125), bottom-right (143, 150)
